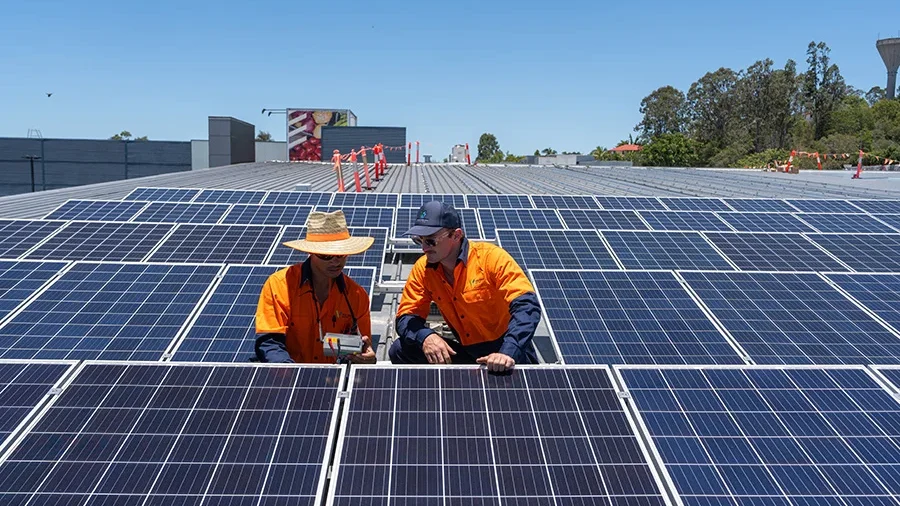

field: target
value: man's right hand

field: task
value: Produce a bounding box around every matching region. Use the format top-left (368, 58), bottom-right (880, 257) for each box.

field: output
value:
top-left (422, 334), bottom-right (456, 364)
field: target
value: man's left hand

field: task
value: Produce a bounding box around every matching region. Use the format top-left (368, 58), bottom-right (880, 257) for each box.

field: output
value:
top-left (347, 335), bottom-right (376, 364)
top-left (476, 353), bottom-right (515, 372)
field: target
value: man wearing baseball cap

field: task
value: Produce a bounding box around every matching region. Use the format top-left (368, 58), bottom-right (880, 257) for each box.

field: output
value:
top-left (391, 201), bottom-right (541, 372)
top-left (255, 210), bottom-right (376, 364)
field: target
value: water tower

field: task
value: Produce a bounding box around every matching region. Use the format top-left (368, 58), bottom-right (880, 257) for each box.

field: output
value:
top-left (877, 37), bottom-right (900, 99)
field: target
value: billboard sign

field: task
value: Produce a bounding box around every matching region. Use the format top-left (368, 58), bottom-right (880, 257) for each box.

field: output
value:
top-left (287, 109), bottom-right (355, 161)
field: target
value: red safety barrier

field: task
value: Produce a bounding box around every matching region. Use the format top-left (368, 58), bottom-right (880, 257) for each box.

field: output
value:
top-left (465, 143), bottom-right (471, 165)
top-left (349, 150), bottom-right (362, 192)
top-left (416, 140), bottom-right (420, 164)
top-left (853, 150), bottom-right (863, 179)
top-left (359, 146), bottom-right (372, 189)
top-left (784, 150), bottom-right (795, 173)
top-left (331, 150), bottom-right (345, 192)
top-left (407, 142), bottom-right (411, 167)
top-left (816, 152), bottom-right (822, 170)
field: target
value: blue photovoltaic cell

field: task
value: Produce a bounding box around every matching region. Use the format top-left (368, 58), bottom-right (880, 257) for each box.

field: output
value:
top-left (0, 361), bottom-right (74, 446)
top-left (147, 224), bottom-right (281, 264)
top-left (850, 200), bottom-right (900, 214)
top-left (172, 266), bottom-right (375, 362)
top-left (394, 208), bottom-right (482, 240)
top-left (263, 191), bottom-right (334, 206)
top-left (314, 207), bottom-right (395, 231)
top-left (716, 212), bottom-right (816, 233)
top-left (467, 194), bottom-right (534, 209)
top-left (681, 271), bottom-right (900, 364)
top-left (399, 194), bottom-right (466, 208)
top-left (131, 202), bottom-right (231, 224)
top-left (704, 232), bottom-right (849, 272)
top-left (192, 189), bottom-right (267, 204)
top-left (330, 367), bottom-right (666, 506)
top-left (639, 211), bottom-right (733, 232)
top-left (477, 209), bottom-right (564, 240)
top-left (24, 222), bottom-right (173, 262)
top-left (825, 273), bottom-right (900, 336)
top-left (620, 366), bottom-right (900, 506)
top-left (44, 200), bottom-right (148, 222)
top-left (220, 204), bottom-right (312, 226)
top-left (602, 231), bottom-right (733, 270)
top-left (0, 363), bottom-right (342, 506)
top-left (796, 213), bottom-right (897, 234)
top-left (660, 198), bottom-right (730, 212)
top-left (269, 227), bottom-right (387, 280)
top-left (0, 220), bottom-right (67, 259)
top-left (867, 214), bottom-right (900, 233)
top-left (122, 187), bottom-right (200, 202)
top-left (723, 199), bottom-right (796, 213)
top-left (785, 199), bottom-right (862, 213)
top-left (330, 193), bottom-right (398, 208)
top-left (595, 196), bottom-right (666, 211)
top-left (557, 209), bottom-right (648, 231)
top-left (0, 261), bottom-right (68, 321)
top-left (806, 233), bottom-right (900, 272)
top-left (529, 195), bottom-right (601, 209)
top-left (532, 270), bottom-right (743, 365)
top-left (496, 230), bottom-right (618, 270)
top-left (0, 262), bottom-right (221, 360)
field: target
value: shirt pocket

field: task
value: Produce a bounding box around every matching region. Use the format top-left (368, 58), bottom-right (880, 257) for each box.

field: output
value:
top-left (461, 288), bottom-right (493, 304)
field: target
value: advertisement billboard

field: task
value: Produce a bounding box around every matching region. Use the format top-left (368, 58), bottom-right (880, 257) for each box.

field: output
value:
top-left (287, 109), bottom-right (356, 161)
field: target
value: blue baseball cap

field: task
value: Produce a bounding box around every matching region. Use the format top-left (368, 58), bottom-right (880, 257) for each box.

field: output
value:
top-left (404, 201), bottom-right (462, 236)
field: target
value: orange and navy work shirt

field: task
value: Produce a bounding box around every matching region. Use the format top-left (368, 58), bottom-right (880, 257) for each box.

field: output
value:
top-left (255, 260), bottom-right (371, 363)
top-left (396, 239), bottom-right (538, 355)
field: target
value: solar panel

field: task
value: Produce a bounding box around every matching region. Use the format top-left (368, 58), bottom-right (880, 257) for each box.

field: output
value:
top-left (0, 220), bottom-right (67, 259)
top-left (619, 366), bottom-right (900, 506)
top-left (43, 200), bottom-right (148, 221)
top-left (263, 191), bottom-right (334, 206)
top-left (0, 262), bottom-right (221, 360)
top-left (330, 193), bottom-right (398, 208)
top-left (602, 231), bottom-right (734, 270)
top-left (24, 222), bottom-right (173, 262)
top-left (824, 273), bottom-right (900, 336)
top-left (680, 271), bottom-right (900, 364)
top-left (716, 212), bottom-right (816, 233)
top-left (268, 227), bottom-right (388, 281)
top-left (867, 214), bottom-right (900, 233)
top-left (558, 209), bottom-right (648, 231)
top-left (703, 232), bottom-right (851, 272)
top-left (467, 194), bottom-right (534, 209)
top-left (170, 266), bottom-right (376, 362)
top-left (394, 208), bottom-right (482, 240)
top-left (122, 187), bottom-right (200, 202)
top-left (146, 224), bottom-right (281, 264)
top-left (795, 213), bottom-right (898, 233)
top-left (192, 189), bottom-right (267, 204)
top-left (496, 229), bottom-right (618, 270)
top-left (529, 195), bottom-right (601, 209)
top-left (639, 211), bottom-right (733, 231)
top-left (660, 197), bottom-right (730, 212)
top-left (0, 362), bottom-right (343, 505)
top-left (399, 193), bottom-right (466, 208)
top-left (785, 199), bottom-right (862, 213)
top-left (220, 204), bottom-right (312, 226)
top-left (314, 206), bottom-right (395, 232)
top-left (329, 366), bottom-right (667, 505)
top-left (130, 202), bottom-right (231, 224)
top-left (0, 260), bottom-right (69, 322)
top-left (477, 209), bottom-right (564, 240)
top-left (805, 233), bottom-right (900, 272)
top-left (532, 270), bottom-right (745, 365)
top-left (0, 360), bottom-right (76, 452)
top-left (595, 196), bottom-right (666, 211)
top-left (850, 200), bottom-right (900, 214)
top-left (723, 198), bottom-right (796, 213)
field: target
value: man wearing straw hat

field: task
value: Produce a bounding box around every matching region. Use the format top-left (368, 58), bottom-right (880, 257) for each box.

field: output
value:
top-left (390, 201), bottom-right (541, 372)
top-left (255, 210), bottom-right (376, 364)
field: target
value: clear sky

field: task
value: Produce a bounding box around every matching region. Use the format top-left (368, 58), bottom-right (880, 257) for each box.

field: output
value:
top-left (2, 0), bottom-right (899, 158)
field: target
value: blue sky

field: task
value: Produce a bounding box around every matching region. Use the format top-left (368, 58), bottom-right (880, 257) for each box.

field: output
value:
top-left (2, 0), bottom-right (899, 158)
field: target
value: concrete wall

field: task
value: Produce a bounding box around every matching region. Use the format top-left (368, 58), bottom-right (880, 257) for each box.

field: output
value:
top-left (320, 126), bottom-right (407, 164)
top-left (0, 137), bottom-right (190, 196)
top-left (208, 117), bottom-right (255, 168)
top-left (191, 140), bottom-right (287, 169)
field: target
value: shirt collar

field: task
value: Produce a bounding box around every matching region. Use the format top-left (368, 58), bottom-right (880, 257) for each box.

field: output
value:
top-left (426, 237), bottom-right (470, 269)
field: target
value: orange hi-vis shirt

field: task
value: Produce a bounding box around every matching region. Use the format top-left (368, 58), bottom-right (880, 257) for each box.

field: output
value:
top-left (397, 241), bottom-right (534, 346)
top-left (256, 262), bottom-right (371, 363)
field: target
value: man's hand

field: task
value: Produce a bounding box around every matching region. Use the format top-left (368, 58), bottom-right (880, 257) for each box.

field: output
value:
top-left (476, 353), bottom-right (515, 372)
top-left (422, 334), bottom-right (456, 364)
top-left (347, 335), bottom-right (376, 364)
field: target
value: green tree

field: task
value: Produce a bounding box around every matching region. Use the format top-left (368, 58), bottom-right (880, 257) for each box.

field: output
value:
top-left (802, 41), bottom-right (847, 140)
top-left (635, 85), bottom-right (688, 141)
top-left (829, 95), bottom-right (874, 138)
top-left (476, 133), bottom-right (501, 162)
top-left (687, 68), bottom-right (738, 149)
top-left (109, 130), bottom-right (148, 141)
top-left (540, 148), bottom-right (557, 156)
top-left (256, 131), bottom-right (274, 142)
top-left (503, 152), bottom-right (525, 163)
top-left (733, 59), bottom-right (799, 152)
top-left (641, 133), bottom-right (699, 167)
top-left (865, 87), bottom-right (886, 106)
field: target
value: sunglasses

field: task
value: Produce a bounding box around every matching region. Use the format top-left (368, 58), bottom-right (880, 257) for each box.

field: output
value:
top-left (314, 254), bottom-right (346, 261)
top-left (412, 230), bottom-right (452, 247)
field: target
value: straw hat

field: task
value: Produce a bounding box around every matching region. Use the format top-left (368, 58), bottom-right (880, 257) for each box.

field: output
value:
top-left (283, 210), bottom-right (374, 256)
